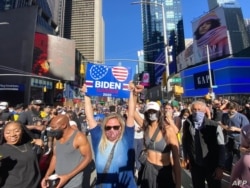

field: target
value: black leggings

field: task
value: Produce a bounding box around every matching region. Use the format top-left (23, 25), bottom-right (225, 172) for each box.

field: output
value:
top-left (138, 160), bottom-right (175, 188)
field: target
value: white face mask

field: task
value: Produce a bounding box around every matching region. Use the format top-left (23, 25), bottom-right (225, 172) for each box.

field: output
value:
top-left (149, 113), bottom-right (158, 121)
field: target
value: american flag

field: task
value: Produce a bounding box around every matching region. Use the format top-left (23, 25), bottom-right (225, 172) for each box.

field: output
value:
top-left (112, 66), bottom-right (128, 82)
top-left (85, 80), bottom-right (93, 88)
top-left (90, 64), bottom-right (109, 80)
top-left (123, 83), bottom-right (129, 90)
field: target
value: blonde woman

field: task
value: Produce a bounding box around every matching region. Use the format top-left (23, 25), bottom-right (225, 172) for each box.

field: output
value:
top-left (81, 82), bottom-right (143, 188)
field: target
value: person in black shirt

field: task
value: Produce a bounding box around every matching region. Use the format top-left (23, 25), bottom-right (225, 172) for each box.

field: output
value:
top-left (0, 121), bottom-right (43, 188)
top-left (18, 99), bottom-right (45, 139)
top-left (182, 100), bottom-right (225, 188)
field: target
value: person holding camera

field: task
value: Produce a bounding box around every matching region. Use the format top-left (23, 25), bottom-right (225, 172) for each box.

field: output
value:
top-left (220, 101), bottom-right (249, 173)
top-left (40, 114), bottom-right (92, 188)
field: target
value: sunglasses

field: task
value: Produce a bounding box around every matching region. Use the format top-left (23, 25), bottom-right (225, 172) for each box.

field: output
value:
top-left (104, 125), bottom-right (121, 131)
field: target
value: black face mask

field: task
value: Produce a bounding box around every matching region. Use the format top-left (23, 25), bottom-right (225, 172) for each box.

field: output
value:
top-left (50, 129), bottom-right (63, 140)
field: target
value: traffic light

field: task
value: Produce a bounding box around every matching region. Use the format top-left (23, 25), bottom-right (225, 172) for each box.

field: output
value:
top-left (43, 86), bottom-right (47, 92)
top-left (173, 85), bottom-right (184, 95)
top-left (80, 63), bottom-right (85, 75)
top-left (55, 81), bottom-right (64, 89)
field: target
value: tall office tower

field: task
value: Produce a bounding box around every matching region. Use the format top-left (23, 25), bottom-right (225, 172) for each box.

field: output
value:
top-left (207, 0), bottom-right (238, 11)
top-left (245, 19), bottom-right (250, 38)
top-left (141, 0), bottom-right (185, 87)
top-left (46, 0), bottom-right (65, 37)
top-left (64, 0), bottom-right (104, 62)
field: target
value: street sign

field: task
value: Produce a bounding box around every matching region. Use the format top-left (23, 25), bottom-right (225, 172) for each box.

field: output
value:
top-left (171, 77), bottom-right (181, 83)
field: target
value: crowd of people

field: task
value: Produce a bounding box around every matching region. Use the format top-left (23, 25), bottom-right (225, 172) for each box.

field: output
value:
top-left (1, 84), bottom-right (250, 188)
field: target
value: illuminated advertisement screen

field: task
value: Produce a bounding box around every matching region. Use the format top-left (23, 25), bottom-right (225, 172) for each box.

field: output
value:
top-left (176, 43), bottom-right (195, 72)
top-left (192, 7), bottom-right (230, 64)
top-left (32, 32), bottom-right (75, 81)
top-left (180, 58), bottom-right (250, 97)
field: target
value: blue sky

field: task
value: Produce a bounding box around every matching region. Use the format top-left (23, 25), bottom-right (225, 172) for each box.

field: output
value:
top-left (103, 0), bottom-right (250, 61)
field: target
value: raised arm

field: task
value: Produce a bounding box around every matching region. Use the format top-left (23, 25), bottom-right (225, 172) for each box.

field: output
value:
top-left (126, 82), bottom-right (136, 127)
top-left (133, 84), bottom-right (144, 127)
top-left (81, 84), bottom-right (97, 129)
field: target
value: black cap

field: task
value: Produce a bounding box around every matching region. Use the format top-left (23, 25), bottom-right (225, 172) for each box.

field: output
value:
top-left (15, 103), bottom-right (24, 110)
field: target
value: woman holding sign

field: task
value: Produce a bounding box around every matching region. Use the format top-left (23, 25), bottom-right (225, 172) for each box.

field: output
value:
top-left (82, 82), bottom-right (143, 188)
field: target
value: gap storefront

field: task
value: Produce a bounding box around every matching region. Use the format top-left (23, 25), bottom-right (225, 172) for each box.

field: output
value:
top-left (180, 58), bottom-right (250, 104)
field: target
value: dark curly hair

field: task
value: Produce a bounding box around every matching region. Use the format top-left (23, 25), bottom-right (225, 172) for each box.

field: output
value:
top-left (194, 19), bottom-right (221, 40)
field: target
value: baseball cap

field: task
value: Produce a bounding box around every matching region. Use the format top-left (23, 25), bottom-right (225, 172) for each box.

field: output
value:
top-left (0, 101), bottom-right (8, 110)
top-left (31, 99), bottom-right (44, 105)
top-left (15, 103), bottom-right (24, 110)
top-left (144, 101), bottom-right (160, 112)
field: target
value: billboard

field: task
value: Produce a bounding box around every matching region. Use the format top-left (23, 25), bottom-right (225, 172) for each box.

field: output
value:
top-left (180, 58), bottom-right (250, 97)
top-left (32, 32), bottom-right (75, 81)
top-left (192, 7), bottom-right (230, 64)
top-left (176, 43), bottom-right (195, 72)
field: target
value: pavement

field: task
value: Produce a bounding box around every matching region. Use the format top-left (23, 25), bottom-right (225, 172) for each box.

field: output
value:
top-left (181, 168), bottom-right (231, 188)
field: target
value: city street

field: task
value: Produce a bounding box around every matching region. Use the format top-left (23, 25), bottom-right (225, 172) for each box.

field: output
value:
top-left (181, 168), bottom-right (231, 188)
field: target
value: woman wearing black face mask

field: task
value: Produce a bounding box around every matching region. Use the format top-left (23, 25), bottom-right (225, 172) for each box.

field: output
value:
top-left (135, 101), bottom-right (181, 188)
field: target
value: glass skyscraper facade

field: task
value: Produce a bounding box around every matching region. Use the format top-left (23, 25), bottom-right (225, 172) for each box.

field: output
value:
top-left (141, 0), bottom-right (185, 87)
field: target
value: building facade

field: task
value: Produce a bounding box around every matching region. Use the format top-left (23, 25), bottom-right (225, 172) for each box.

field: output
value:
top-left (0, 0), bottom-right (58, 34)
top-left (63, 0), bottom-right (104, 62)
top-left (207, 0), bottom-right (238, 11)
top-left (141, 0), bottom-right (185, 87)
top-left (0, 1), bottom-right (76, 106)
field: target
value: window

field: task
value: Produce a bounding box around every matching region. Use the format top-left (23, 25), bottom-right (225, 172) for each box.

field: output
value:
top-left (167, 23), bottom-right (175, 30)
top-left (165, 0), bottom-right (173, 6)
top-left (166, 11), bottom-right (174, 19)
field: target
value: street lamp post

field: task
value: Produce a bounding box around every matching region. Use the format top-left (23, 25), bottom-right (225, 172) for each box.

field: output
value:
top-left (206, 45), bottom-right (213, 89)
top-left (131, 1), bottom-right (170, 99)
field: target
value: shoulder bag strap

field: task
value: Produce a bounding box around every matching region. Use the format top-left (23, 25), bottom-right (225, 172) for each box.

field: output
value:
top-left (103, 141), bottom-right (118, 174)
top-left (146, 126), bottom-right (160, 149)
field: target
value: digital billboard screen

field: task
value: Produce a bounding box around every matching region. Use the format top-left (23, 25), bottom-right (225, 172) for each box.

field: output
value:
top-left (192, 7), bottom-right (230, 64)
top-left (32, 32), bottom-right (75, 81)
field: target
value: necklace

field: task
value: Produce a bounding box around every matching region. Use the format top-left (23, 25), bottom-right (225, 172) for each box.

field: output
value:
top-left (8, 144), bottom-right (28, 153)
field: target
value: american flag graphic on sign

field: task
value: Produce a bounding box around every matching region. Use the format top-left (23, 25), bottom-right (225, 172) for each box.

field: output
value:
top-left (123, 83), bottom-right (129, 90)
top-left (112, 66), bottom-right (128, 82)
top-left (90, 64), bottom-right (109, 80)
top-left (85, 80), bottom-right (93, 88)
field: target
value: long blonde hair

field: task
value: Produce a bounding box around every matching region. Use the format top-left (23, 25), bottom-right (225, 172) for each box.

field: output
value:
top-left (98, 113), bottom-right (125, 153)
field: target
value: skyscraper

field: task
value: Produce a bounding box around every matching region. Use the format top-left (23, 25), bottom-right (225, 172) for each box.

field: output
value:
top-left (141, 0), bottom-right (185, 87)
top-left (64, 0), bottom-right (104, 62)
top-left (207, 0), bottom-right (239, 11)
